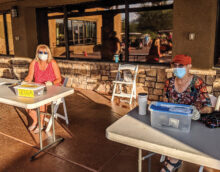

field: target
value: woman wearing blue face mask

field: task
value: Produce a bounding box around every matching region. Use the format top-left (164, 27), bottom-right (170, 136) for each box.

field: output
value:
top-left (161, 54), bottom-right (212, 172)
top-left (24, 44), bottom-right (62, 133)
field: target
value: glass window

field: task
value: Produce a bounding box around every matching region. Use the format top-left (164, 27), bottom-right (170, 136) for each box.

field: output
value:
top-left (6, 14), bottom-right (14, 55)
top-left (214, 0), bottom-right (220, 66)
top-left (119, 2), bottom-right (173, 63)
top-left (0, 13), bottom-right (13, 56)
top-left (68, 20), bottom-right (73, 45)
top-left (0, 14), bottom-right (6, 55)
top-left (71, 20), bottom-right (96, 45)
top-left (56, 19), bottom-right (65, 46)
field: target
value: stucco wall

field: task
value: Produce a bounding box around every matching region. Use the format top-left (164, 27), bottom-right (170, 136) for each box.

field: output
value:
top-left (11, 7), bottom-right (38, 58)
top-left (173, 0), bottom-right (217, 69)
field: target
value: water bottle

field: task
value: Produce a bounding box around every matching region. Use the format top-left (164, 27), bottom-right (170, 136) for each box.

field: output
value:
top-left (114, 54), bottom-right (119, 63)
top-left (138, 93), bottom-right (148, 115)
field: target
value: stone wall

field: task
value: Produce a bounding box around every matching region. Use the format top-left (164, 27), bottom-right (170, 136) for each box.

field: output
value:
top-left (0, 56), bottom-right (220, 101)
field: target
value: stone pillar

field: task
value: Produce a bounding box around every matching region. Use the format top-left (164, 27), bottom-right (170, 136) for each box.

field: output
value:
top-left (11, 7), bottom-right (38, 58)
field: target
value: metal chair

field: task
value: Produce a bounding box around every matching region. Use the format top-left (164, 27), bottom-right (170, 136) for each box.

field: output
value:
top-left (111, 64), bottom-right (138, 105)
top-left (45, 78), bottom-right (69, 132)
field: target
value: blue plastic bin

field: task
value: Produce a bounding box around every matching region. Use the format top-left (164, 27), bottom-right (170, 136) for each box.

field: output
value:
top-left (149, 102), bottom-right (193, 133)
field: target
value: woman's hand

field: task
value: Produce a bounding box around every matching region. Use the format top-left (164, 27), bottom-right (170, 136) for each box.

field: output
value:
top-left (21, 81), bottom-right (29, 85)
top-left (199, 106), bottom-right (214, 114)
top-left (45, 81), bottom-right (53, 86)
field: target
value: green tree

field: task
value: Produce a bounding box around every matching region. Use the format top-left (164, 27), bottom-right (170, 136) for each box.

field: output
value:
top-left (137, 9), bottom-right (173, 33)
top-left (122, 19), bottom-right (139, 33)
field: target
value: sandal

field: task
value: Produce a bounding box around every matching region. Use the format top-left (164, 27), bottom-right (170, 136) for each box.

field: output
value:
top-left (33, 125), bottom-right (45, 134)
top-left (28, 124), bottom-right (37, 131)
top-left (161, 160), bottom-right (182, 172)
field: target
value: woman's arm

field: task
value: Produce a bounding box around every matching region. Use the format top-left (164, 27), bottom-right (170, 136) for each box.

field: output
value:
top-left (156, 39), bottom-right (162, 57)
top-left (24, 60), bottom-right (35, 82)
top-left (194, 76), bottom-right (213, 113)
top-left (51, 60), bottom-right (62, 85)
top-left (116, 41), bottom-right (121, 54)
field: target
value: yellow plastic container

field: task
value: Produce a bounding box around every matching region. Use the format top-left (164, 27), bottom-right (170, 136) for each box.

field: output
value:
top-left (14, 83), bottom-right (45, 98)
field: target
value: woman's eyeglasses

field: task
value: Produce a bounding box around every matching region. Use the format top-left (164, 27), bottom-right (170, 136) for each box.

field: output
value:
top-left (38, 51), bottom-right (48, 55)
top-left (171, 63), bottom-right (185, 68)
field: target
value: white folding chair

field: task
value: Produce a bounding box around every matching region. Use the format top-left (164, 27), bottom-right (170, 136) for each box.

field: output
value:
top-left (111, 64), bottom-right (138, 105)
top-left (45, 78), bottom-right (69, 132)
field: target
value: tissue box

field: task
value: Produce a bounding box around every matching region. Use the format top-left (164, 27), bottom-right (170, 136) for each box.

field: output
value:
top-left (14, 83), bottom-right (45, 98)
top-left (149, 102), bottom-right (193, 133)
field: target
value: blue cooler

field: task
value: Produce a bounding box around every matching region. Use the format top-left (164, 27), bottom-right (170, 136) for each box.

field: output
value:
top-left (149, 102), bottom-right (194, 133)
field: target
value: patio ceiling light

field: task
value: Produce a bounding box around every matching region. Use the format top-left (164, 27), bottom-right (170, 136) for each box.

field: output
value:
top-left (11, 6), bottom-right (18, 18)
top-left (188, 33), bottom-right (196, 41)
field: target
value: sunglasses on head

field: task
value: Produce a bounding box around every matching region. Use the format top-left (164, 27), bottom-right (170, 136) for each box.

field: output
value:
top-left (171, 63), bottom-right (185, 68)
top-left (38, 51), bottom-right (48, 55)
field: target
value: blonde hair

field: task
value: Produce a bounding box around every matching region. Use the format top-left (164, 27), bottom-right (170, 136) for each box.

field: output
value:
top-left (35, 44), bottom-right (53, 62)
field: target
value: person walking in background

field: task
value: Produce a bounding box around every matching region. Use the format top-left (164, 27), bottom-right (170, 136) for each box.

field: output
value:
top-left (102, 31), bottom-right (121, 61)
top-left (24, 44), bottom-right (62, 133)
top-left (146, 35), bottom-right (162, 63)
top-left (109, 31), bottom-right (121, 60)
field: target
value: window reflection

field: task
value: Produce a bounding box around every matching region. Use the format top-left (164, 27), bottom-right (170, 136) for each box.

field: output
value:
top-left (6, 14), bottom-right (14, 55)
top-left (0, 13), bottom-right (14, 55)
top-left (0, 15), bottom-right (6, 55)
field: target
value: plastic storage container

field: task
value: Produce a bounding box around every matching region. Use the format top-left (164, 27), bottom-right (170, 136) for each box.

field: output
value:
top-left (149, 101), bottom-right (193, 133)
top-left (14, 83), bottom-right (45, 98)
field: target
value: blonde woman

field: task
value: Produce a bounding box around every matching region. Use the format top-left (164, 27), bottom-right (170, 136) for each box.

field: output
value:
top-left (24, 44), bottom-right (62, 133)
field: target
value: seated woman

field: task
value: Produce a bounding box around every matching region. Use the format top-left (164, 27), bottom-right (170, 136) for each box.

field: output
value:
top-left (161, 54), bottom-right (212, 172)
top-left (24, 44), bottom-right (62, 133)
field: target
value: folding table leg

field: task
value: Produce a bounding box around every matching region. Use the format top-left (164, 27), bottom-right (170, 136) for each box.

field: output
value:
top-left (138, 149), bottom-right (142, 172)
top-left (148, 156), bottom-right (151, 172)
top-left (30, 103), bottom-right (64, 161)
top-left (37, 107), bottom-right (43, 149)
top-left (199, 166), bottom-right (204, 172)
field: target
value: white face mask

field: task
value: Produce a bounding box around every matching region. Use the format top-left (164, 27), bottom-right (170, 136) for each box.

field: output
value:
top-left (38, 53), bottom-right (48, 61)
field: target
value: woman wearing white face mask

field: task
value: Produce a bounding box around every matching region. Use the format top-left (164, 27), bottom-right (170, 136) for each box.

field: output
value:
top-left (24, 44), bottom-right (62, 133)
top-left (161, 55), bottom-right (212, 172)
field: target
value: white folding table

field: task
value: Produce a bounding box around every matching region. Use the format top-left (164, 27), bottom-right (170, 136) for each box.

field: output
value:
top-left (0, 78), bottom-right (74, 160)
top-left (106, 107), bottom-right (220, 172)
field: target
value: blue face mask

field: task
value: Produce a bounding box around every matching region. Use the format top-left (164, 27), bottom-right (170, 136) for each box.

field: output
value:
top-left (173, 68), bottom-right (186, 78)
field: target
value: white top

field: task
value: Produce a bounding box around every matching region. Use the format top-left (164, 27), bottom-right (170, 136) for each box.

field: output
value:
top-left (106, 108), bottom-right (220, 170)
top-left (0, 78), bottom-right (74, 109)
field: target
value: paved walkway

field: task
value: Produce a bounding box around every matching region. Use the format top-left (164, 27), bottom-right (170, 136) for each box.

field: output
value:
top-left (0, 89), bottom-right (218, 172)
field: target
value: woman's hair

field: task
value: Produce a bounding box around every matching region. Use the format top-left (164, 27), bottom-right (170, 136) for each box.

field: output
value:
top-left (35, 44), bottom-right (53, 62)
